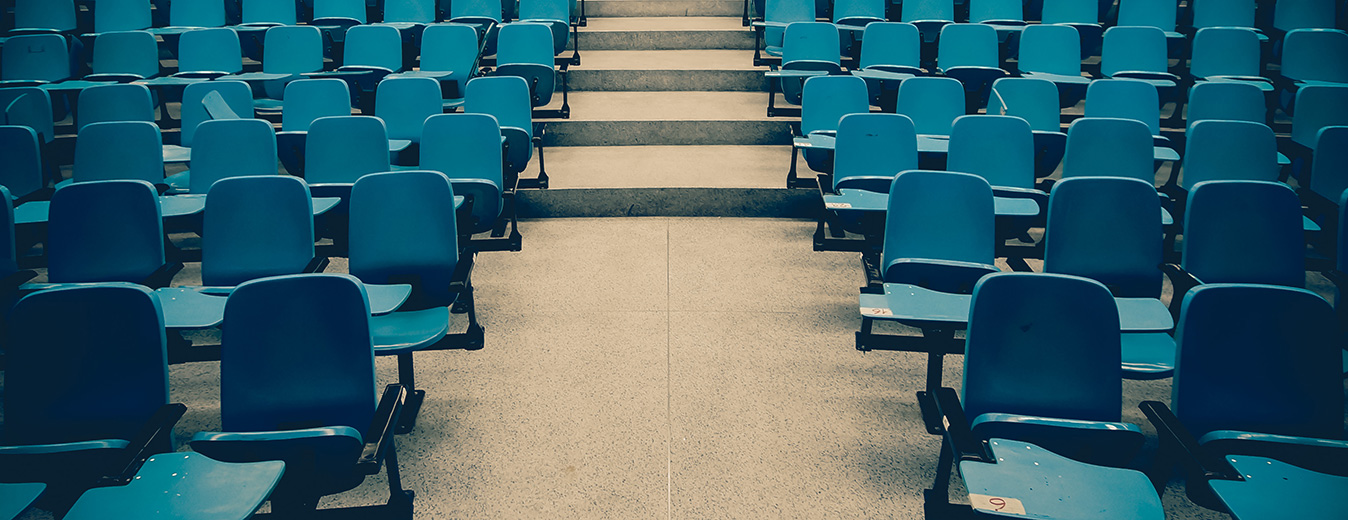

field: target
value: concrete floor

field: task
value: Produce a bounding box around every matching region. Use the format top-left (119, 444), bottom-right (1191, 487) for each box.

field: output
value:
top-left (19, 217), bottom-right (1340, 519)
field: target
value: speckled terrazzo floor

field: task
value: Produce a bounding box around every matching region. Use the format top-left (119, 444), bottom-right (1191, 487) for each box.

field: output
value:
top-left (6, 217), bottom-right (1345, 519)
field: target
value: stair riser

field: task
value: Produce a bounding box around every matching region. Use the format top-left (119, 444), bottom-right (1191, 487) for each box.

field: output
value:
top-left (518, 187), bottom-right (816, 217)
top-left (569, 69), bottom-right (767, 91)
top-left (583, 0), bottom-right (745, 17)
top-left (542, 120), bottom-right (791, 146)
top-left (581, 30), bottom-right (755, 50)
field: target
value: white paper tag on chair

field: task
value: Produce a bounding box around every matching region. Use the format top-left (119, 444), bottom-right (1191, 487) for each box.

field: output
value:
top-left (825, 202), bottom-right (852, 209)
top-left (969, 494), bottom-right (1026, 516)
top-left (860, 307), bottom-right (893, 317)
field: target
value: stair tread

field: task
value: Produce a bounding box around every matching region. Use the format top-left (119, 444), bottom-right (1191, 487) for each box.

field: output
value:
top-left (582, 16), bottom-right (748, 31)
top-left (540, 91), bottom-right (782, 121)
top-left (544, 145), bottom-right (790, 188)
top-left (574, 50), bottom-right (759, 71)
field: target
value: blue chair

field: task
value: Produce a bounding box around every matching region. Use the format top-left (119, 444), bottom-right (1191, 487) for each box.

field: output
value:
top-left (855, 170), bottom-right (998, 390)
top-left (901, 0), bottom-right (954, 43)
top-left (349, 171), bottom-right (482, 431)
top-left (1185, 81), bottom-right (1268, 131)
top-left (379, 0), bottom-right (438, 32)
top-left (936, 24), bottom-right (1009, 112)
top-left (238, 0), bottom-right (298, 26)
top-left (0, 34), bottom-right (73, 86)
top-left (76, 83), bottom-right (155, 130)
top-left (72, 121), bottom-right (165, 186)
top-left (1190, 0), bottom-right (1261, 36)
top-left (1273, 0), bottom-right (1339, 35)
top-left (751, 0), bottom-right (815, 64)
top-left (831, 0), bottom-right (884, 56)
top-left (1016, 24), bottom-right (1091, 106)
top-left (1041, 0), bottom-right (1103, 57)
top-left (1044, 177), bottom-right (1176, 378)
top-left (304, 115), bottom-right (392, 202)
top-left (1084, 79), bottom-right (1179, 162)
top-left (185, 118), bottom-right (278, 195)
top-left (766, 22), bottom-right (842, 116)
top-left (947, 115), bottom-right (1043, 218)
top-left (815, 113), bottom-right (918, 249)
top-left (0, 126), bottom-right (47, 202)
top-left (421, 113), bottom-right (521, 248)
top-left (189, 274), bottom-right (413, 515)
top-left (90, 0), bottom-right (152, 34)
top-left (918, 273), bottom-right (1161, 518)
top-left (1190, 27), bottom-right (1272, 91)
top-left (233, 26), bottom-right (326, 107)
top-left (1140, 284), bottom-right (1346, 518)
top-left (1061, 117), bottom-right (1156, 184)
top-left (323, 24), bottom-right (406, 111)
top-left (1289, 85), bottom-right (1348, 155)
top-left (145, 0), bottom-right (226, 38)
top-left (496, 22), bottom-right (569, 117)
top-left (202, 176), bottom-right (326, 287)
top-left (77, 30), bottom-right (162, 84)
top-left (1100, 26), bottom-right (1179, 91)
top-left (990, 77), bottom-right (1066, 179)
top-left (11, 0), bottom-right (78, 34)
top-left (1117, 0), bottom-right (1183, 40)
top-left (1306, 126), bottom-right (1348, 221)
top-left (788, 75), bottom-right (869, 187)
top-left (162, 80), bottom-right (254, 166)
top-left (0, 87), bottom-right (56, 146)
top-left (466, 76), bottom-right (543, 185)
top-left (1179, 120), bottom-right (1279, 191)
top-left (968, 0), bottom-right (1028, 43)
top-left (44, 180), bottom-right (178, 286)
top-left (519, 0), bottom-right (579, 63)
top-left (375, 76), bottom-right (443, 152)
top-left (896, 76), bottom-right (964, 154)
top-left (849, 22), bottom-right (923, 109)
top-left (1278, 28), bottom-right (1348, 111)
top-left (388, 23), bottom-right (482, 108)
top-left (277, 78), bottom-right (353, 176)
top-left (62, 452), bottom-right (285, 520)
top-left (172, 27), bottom-right (243, 78)
top-left (311, 0), bottom-right (368, 57)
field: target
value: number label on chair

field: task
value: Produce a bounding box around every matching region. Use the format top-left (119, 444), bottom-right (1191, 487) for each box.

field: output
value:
top-left (969, 494), bottom-right (1026, 515)
top-left (825, 202), bottom-right (852, 209)
top-left (860, 307), bottom-right (893, 316)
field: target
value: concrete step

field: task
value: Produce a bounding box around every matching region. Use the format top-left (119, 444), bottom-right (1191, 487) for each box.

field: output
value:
top-left (569, 50), bottom-right (766, 91)
top-left (583, 0), bottom-right (745, 17)
top-left (579, 17), bottom-right (754, 50)
top-left (540, 91), bottom-right (792, 146)
top-left (518, 145), bottom-right (814, 217)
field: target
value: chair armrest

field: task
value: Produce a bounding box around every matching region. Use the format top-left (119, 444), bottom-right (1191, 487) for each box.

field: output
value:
top-left (0, 270), bottom-right (38, 292)
top-left (918, 388), bottom-right (994, 463)
top-left (1139, 400), bottom-right (1242, 482)
top-left (356, 384), bottom-right (408, 475)
top-left (303, 256), bottom-right (330, 274)
top-left (98, 403), bottom-right (188, 486)
top-left (448, 252), bottom-right (476, 295)
top-left (141, 262), bottom-right (184, 289)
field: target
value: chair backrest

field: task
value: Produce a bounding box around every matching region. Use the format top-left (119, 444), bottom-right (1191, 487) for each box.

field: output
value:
top-left (77, 83), bottom-right (155, 130)
top-left (1185, 81), bottom-right (1265, 131)
top-left (881, 170), bottom-right (995, 278)
top-left (203, 176), bottom-right (316, 286)
top-left (451, 0), bottom-right (501, 20)
top-left (1191, 0), bottom-right (1256, 29)
top-left (902, 0), bottom-right (954, 22)
top-left (343, 24), bottom-right (404, 72)
top-left (1339, 189), bottom-right (1348, 273)
top-left (1310, 126), bottom-right (1348, 202)
top-left (1189, 27), bottom-right (1262, 80)
top-left (280, 79), bottom-right (352, 132)
top-left (349, 171), bottom-right (462, 306)
top-left (990, 78), bottom-right (1060, 132)
top-left (764, 0), bottom-right (815, 47)
top-left (947, 115), bottom-right (1034, 190)
top-left (1017, 24), bottom-right (1082, 76)
top-left (465, 76), bottom-right (533, 136)
top-left (1274, 0), bottom-right (1337, 31)
top-left (1172, 284), bottom-right (1341, 440)
top-left (1041, 0), bottom-right (1097, 23)
top-left (962, 273), bottom-right (1122, 422)
top-left (5, 284), bottom-right (167, 446)
top-left (314, 0), bottom-right (368, 23)
top-left (858, 23), bottom-right (921, 69)
top-left (181, 80), bottom-right (254, 148)
top-left (833, 0), bottom-right (885, 24)
top-left (1182, 180), bottom-right (1305, 287)
top-left (1281, 29), bottom-right (1348, 83)
top-left (1101, 25), bottom-right (1169, 77)
top-left (0, 185), bottom-right (16, 276)
top-left (47, 180), bottom-right (165, 283)
top-left (833, 113), bottom-right (918, 188)
top-left (801, 76), bottom-right (869, 135)
top-left (1044, 177), bottom-right (1162, 298)
top-left (0, 126), bottom-right (44, 200)
top-left (1085, 79), bottom-right (1161, 134)
top-left (189, 118), bottom-right (278, 194)
top-left (420, 113), bottom-right (504, 189)
top-left (95, 0), bottom-right (151, 32)
top-left (1, 34), bottom-right (72, 83)
top-left (1062, 117), bottom-right (1156, 182)
top-left (1291, 84), bottom-right (1348, 147)
top-left (1181, 120), bottom-right (1278, 189)
top-left (169, 0), bottom-right (226, 27)
top-left (221, 274), bottom-right (375, 433)
top-left (420, 23), bottom-right (480, 90)
top-left (896, 77), bottom-right (964, 136)
top-left (1117, 0), bottom-right (1178, 31)
top-left (969, 0), bottom-right (1023, 23)
top-left (74, 121), bottom-right (164, 185)
top-left (781, 22), bottom-right (841, 66)
top-left (0, 87), bottom-right (55, 143)
top-left (519, 0), bottom-right (569, 22)
top-left (375, 76), bottom-right (442, 143)
top-left (242, 0), bottom-right (298, 24)
top-left (92, 30), bottom-right (161, 79)
top-left (305, 116), bottom-right (392, 184)
top-left (178, 27), bottom-right (243, 75)
top-left (263, 26), bottom-right (323, 75)
top-left (497, 22), bottom-right (556, 67)
top-left (14, 0), bottom-right (77, 32)
top-left (384, 0), bottom-right (437, 23)
top-left (938, 23), bottom-right (1000, 69)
